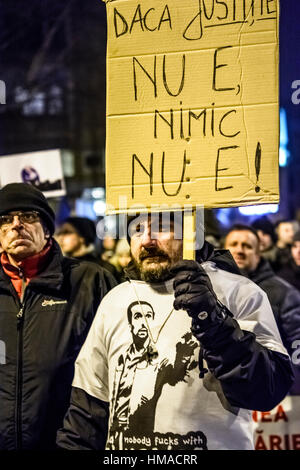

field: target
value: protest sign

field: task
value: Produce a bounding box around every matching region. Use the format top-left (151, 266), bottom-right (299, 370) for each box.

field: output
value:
top-left (103, 0), bottom-right (279, 215)
top-left (253, 395), bottom-right (300, 450)
top-left (0, 149), bottom-right (66, 198)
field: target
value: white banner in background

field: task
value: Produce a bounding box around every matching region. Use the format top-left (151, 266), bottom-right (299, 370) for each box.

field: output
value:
top-left (253, 395), bottom-right (300, 450)
top-left (0, 149), bottom-right (66, 198)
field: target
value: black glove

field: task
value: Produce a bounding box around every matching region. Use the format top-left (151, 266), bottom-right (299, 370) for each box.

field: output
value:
top-left (171, 260), bottom-right (230, 329)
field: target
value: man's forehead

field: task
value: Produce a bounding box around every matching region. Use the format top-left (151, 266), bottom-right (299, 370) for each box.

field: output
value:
top-left (129, 212), bottom-right (182, 232)
top-left (228, 230), bottom-right (257, 242)
top-left (131, 304), bottom-right (153, 314)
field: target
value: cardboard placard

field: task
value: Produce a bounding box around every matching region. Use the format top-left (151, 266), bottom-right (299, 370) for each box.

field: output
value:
top-left (103, 0), bottom-right (279, 214)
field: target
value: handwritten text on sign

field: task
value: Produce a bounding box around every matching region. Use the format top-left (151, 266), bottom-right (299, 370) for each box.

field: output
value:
top-left (104, 0), bottom-right (279, 213)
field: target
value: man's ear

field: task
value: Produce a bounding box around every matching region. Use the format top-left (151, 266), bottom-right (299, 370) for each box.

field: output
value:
top-left (79, 236), bottom-right (86, 247)
top-left (43, 226), bottom-right (51, 239)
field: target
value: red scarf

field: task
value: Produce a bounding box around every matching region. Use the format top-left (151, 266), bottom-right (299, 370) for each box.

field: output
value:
top-left (1, 240), bottom-right (52, 298)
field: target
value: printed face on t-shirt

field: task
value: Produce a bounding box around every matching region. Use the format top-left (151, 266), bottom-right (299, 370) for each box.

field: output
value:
top-left (129, 303), bottom-right (154, 343)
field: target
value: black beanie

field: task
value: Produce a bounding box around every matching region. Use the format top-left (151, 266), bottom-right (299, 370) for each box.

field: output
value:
top-left (65, 217), bottom-right (96, 245)
top-left (0, 183), bottom-right (55, 235)
top-left (252, 216), bottom-right (277, 243)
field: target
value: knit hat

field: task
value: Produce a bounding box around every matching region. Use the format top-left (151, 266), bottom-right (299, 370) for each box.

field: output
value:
top-left (0, 183), bottom-right (55, 235)
top-left (65, 217), bottom-right (96, 245)
top-left (252, 216), bottom-right (277, 243)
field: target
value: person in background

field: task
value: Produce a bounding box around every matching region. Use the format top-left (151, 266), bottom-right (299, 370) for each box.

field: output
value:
top-left (276, 231), bottom-right (300, 291)
top-left (101, 235), bottom-right (117, 263)
top-left (56, 216), bottom-right (120, 281)
top-left (251, 216), bottom-right (277, 265)
top-left (203, 209), bottom-right (222, 248)
top-left (0, 184), bottom-right (116, 450)
top-left (276, 220), bottom-right (296, 249)
top-left (109, 239), bottom-right (132, 282)
top-left (57, 212), bottom-right (292, 451)
top-left (274, 220), bottom-right (298, 271)
top-left (224, 224), bottom-right (300, 356)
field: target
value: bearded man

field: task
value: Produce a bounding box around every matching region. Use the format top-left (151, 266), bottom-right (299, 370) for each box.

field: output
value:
top-left (57, 212), bottom-right (293, 450)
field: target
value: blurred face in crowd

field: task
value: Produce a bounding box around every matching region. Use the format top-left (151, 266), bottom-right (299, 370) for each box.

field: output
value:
top-left (130, 213), bottom-right (183, 282)
top-left (0, 211), bottom-right (49, 264)
top-left (102, 236), bottom-right (116, 251)
top-left (256, 229), bottom-right (273, 252)
top-left (291, 241), bottom-right (300, 266)
top-left (277, 222), bottom-right (294, 247)
top-left (118, 252), bottom-right (132, 268)
top-left (56, 223), bottom-right (83, 256)
top-left (225, 230), bottom-right (260, 274)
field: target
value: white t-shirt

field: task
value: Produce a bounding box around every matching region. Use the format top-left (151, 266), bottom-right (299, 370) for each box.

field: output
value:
top-left (73, 262), bottom-right (287, 450)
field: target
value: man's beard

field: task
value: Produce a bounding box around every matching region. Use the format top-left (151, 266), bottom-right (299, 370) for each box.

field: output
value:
top-left (133, 247), bottom-right (179, 283)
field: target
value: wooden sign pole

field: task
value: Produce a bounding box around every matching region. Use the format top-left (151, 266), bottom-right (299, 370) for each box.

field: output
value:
top-left (183, 210), bottom-right (196, 260)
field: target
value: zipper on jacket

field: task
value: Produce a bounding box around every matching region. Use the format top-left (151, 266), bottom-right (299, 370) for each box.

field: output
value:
top-left (15, 276), bottom-right (26, 450)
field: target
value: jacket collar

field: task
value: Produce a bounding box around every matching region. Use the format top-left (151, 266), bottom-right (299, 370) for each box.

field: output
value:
top-left (1, 239), bottom-right (52, 280)
top-left (0, 239), bottom-right (65, 292)
top-left (248, 257), bottom-right (275, 283)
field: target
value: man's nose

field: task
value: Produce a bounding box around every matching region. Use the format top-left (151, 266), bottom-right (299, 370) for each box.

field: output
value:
top-left (11, 215), bottom-right (24, 228)
top-left (141, 225), bottom-right (156, 247)
top-left (231, 245), bottom-right (242, 255)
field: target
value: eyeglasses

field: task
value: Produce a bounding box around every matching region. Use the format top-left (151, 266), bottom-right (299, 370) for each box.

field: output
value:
top-left (0, 211), bottom-right (40, 229)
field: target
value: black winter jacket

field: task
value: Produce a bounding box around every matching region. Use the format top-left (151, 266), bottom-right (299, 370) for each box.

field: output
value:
top-left (277, 258), bottom-right (300, 292)
top-left (248, 258), bottom-right (300, 355)
top-left (0, 240), bottom-right (116, 450)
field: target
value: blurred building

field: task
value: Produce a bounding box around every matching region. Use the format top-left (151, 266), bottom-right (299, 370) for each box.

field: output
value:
top-left (0, 0), bottom-right (107, 203)
top-left (0, 0), bottom-right (300, 226)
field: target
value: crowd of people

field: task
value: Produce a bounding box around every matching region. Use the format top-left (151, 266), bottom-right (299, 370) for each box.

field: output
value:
top-left (0, 182), bottom-right (299, 450)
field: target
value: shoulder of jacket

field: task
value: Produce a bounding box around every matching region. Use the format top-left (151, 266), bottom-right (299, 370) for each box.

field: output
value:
top-left (63, 256), bottom-right (100, 271)
top-left (203, 261), bottom-right (249, 284)
top-left (204, 262), bottom-right (267, 300)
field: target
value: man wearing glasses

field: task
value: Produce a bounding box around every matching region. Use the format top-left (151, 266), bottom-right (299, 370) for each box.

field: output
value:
top-left (0, 182), bottom-right (117, 450)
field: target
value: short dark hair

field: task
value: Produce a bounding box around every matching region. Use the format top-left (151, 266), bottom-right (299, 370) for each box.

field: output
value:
top-left (225, 224), bottom-right (260, 245)
top-left (127, 301), bottom-right (154, 324)
top-left (252, 216), bottom-right (276, 243)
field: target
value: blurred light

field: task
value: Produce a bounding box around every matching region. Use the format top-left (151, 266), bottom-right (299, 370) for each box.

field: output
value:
top-left (93, 200), bottom-right (106, 216)
top-left (239, 204), bottom-right (279, 216)
top-left (92, 187), bottom-right (105, 199)
top-left (279, 147), bottom-right (288, 167)
top-left (279, 108), bottom-right (290, 167)
top-left (75, 199), bottom-right (97, 220)
top-left (216, 208), bottom-right (233, 228)
top-left (82, 187), bottom-right (105, 200)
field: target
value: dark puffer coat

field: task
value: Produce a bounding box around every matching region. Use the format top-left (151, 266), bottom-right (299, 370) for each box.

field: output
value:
top-left (248, 258), bottom-right (300, 355)
top-left (0, 240), bottom-right (116, 450)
